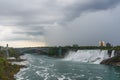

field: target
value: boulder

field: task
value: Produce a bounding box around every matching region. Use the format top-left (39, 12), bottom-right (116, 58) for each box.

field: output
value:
top-left (100, 56), bottom-right (120, 66)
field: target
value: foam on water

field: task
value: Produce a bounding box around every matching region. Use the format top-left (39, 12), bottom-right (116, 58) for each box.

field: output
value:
top-left (64, 50), bottom-right (110, 64)
top-left (14, 54), bottom-right (31, 80)
top-left (57, 75), bottom-right (72, 80)
top-left (12, 54), bottom-right (30, 65)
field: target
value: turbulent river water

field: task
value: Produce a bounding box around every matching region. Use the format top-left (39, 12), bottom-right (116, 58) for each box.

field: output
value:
top-left (15, 50), bottom-right (120, 80)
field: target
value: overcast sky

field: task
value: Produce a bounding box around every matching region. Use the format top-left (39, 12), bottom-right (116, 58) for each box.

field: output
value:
top-left (0, 0), bottom-right (120, 47)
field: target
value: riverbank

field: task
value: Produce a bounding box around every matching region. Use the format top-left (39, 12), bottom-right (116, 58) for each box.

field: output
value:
top-left (0, 47), bottom-right (26, 80)
top-left (7, 58), bottom-right (26, 62)
top-left (0, 57), bottom-right (25, 80)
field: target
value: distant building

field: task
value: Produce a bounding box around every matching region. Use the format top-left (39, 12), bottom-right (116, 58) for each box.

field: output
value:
top-left (99, 41), bottom-right (106, 47)
top-left (106, 42), bottom-right (112, 47)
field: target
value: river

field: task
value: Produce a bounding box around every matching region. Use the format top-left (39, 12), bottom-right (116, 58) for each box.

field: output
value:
top-left (15, 50), bottom-right (120, 80)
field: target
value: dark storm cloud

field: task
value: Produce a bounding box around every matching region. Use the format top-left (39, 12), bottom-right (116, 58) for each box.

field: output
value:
top-left (0, 0), bottom-right (120, 27)
top-left (62, 0), bottom-right (120, 22)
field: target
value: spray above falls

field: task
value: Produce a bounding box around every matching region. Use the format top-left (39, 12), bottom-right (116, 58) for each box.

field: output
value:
top-left (64, 50), bottom-right (115, 64)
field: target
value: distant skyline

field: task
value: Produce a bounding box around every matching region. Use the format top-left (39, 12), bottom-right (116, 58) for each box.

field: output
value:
top-left (0, 0), bottom-right (120, 47)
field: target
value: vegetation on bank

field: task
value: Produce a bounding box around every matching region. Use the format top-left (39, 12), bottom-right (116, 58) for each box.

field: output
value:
top-left (8, 48), bottom-right (20, 58)
top-left (0, 47), bottom-right (24, 80)
top-left (0, 48), bottom-right (20, 58)
top-left (47, 47), bottom-right (69, 57)
top-left (0, 58), bottom-right (24, 80)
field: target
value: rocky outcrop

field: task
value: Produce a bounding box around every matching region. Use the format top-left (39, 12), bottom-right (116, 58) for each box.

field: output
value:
top-left (114, 50), bottom-right (120, 56)
top-left (100, 56), bottom-right (120, 66)
top-left (101, 50), bottom-right (120, 66)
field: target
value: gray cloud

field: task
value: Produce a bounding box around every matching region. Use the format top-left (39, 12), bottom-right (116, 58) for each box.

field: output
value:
top-left (14, 31), bottom-right (44, 36)
top-left (62, 0), bottom-right (120, 22)
top-left (0, 0), bottom-right (120, 46)
top-left (0, 0), bottom-right (119, 26)
top-left (45, 4), bottom-right (120, 46)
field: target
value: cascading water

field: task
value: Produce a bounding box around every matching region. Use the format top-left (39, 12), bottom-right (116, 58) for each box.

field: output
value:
top-left (111, 50), bottom-right (115, 57)
top-left (64, 50), bottom-right (112, 64)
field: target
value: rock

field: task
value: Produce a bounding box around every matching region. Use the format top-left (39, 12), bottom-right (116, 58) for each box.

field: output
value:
top-left (100, 56), bottom-right (120, 66)
top-left (114, 50), bottom-right (120, 56)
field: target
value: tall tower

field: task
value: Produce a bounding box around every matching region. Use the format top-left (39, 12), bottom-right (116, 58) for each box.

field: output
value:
top-left (6, 44), bottom-right (8, 48)
top-left (6, 44), bottom-right (9, 57)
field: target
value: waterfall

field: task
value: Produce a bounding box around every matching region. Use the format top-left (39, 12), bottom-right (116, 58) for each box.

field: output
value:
top-left (6, 49), bottom-right (9, 57)
top-left (111, 50), bottom-right (115, 58)
top-left (64, 50), bottom-right (110, 64)
top-left (6, 48), bottom-right (9, 57)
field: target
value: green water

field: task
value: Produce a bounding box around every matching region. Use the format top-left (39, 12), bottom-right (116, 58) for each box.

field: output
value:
top-left (15, 54), bottom-right (120, 80)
